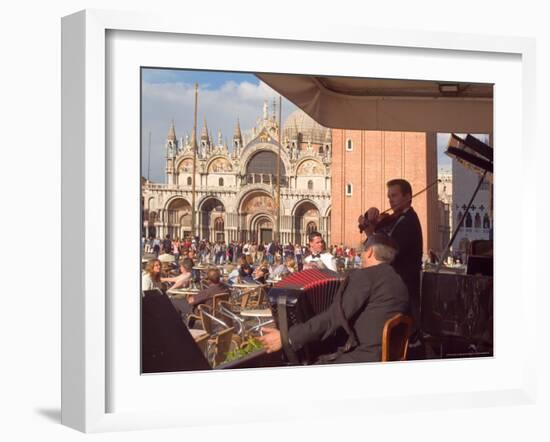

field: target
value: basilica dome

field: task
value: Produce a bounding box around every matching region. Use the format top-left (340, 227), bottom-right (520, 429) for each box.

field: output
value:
top-left (283, 109), bottom-right (331, 144)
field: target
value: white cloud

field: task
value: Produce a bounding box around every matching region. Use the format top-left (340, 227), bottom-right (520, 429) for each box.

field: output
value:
top-left (141, 79), bottom-right (297, 182)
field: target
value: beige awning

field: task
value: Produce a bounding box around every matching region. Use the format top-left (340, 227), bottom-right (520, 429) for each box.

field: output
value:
top-left (256, 74), bottom-right (493, 133)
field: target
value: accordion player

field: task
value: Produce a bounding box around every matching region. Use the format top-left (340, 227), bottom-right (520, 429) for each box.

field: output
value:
top-left (267, 268), bottom-right (347, 364)
top-left (262, 234), bottom-right (410, 364)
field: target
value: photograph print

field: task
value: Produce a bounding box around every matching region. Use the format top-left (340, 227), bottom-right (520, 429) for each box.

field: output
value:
top-left (140, 68), bottom-right (494, 373)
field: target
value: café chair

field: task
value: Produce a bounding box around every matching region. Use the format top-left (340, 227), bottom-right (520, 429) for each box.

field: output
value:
top-left (187, 304), bottom-right (229, 335)
top-left (238, 285), bottom-right (266, 310)
top-left (381, 313), bottom-right (413, 362)
top-left (210, 327), bottom-right (236, 367)
top-left (194, 332), bottom-right (211, 358)
top-left (218, 300), bottom-right (246, 338)
top-left (212, 292), bottom-right (230, 315)
top-left (228, 286), bottom-right (254, 312)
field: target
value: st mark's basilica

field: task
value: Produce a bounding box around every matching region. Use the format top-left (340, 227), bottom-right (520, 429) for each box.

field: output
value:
top-left (141, 101), bottom-right (333, 245)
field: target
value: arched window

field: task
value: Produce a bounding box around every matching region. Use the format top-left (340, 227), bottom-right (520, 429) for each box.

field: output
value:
top-left (215, 217), bottom-right (224, 231)
top-left (465, 212), bottom-right (473, 228)
top-left (483, 213), bottom-right (491, 229)
top-left (307, 180), bottom-right (313, 190)
top-left (346, 139), bottom-right (353, 151)
top-left (219, 177), bottom-right (224, 186)
top-left (474, 213), bottom-right (481, 228)
top-left (457, 211), bottom-right (463, 225)
top-left (318, 146), bottom-right (324, 155)
top-left (187, 177), bottom-right (192, 186)
top-left (247, 151), bottom-right (286, 176)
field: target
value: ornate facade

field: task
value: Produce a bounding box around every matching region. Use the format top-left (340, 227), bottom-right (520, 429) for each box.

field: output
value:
top-left (142, 102), bottom-right (332, 245)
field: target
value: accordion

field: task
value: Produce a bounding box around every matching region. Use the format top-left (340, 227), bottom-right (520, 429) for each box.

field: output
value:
top-left (268, 268), bottom-right (345, 364)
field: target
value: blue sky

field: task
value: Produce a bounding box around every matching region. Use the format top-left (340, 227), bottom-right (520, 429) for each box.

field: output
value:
top-left (142, 68), bottom-right (257, 89)
top-left (141, 68), bottom-right (454, 182)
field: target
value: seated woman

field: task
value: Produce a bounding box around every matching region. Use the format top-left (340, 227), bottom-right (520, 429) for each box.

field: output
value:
top-left (253, 259), bottom-right (270, 284)
top-left (285, 256), bottom-right (297, 275)
top-left (142, 259), bottom-right (162, 295)
top-left (238, 255), bottom-right (254, 282)
top-left (161, 258), bottom-right (193, 289)
top-left (270, 256), bottom-right (287, 279)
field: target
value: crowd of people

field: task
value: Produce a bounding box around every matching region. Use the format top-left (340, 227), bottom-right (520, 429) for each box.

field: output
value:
top-left (142, 235), bottom-right (364, 272)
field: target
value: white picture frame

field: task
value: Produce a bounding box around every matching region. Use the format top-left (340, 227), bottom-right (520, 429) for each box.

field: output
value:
top-left (61, 9), bottom-right (538, 433)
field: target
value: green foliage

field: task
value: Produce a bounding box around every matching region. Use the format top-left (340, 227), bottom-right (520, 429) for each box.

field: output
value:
top-left (224, 337), bottom-right (263, 363)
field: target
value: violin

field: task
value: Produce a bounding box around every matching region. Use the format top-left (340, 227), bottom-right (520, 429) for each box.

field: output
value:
top-left (358, 208), bottom-right (403, 234)
top-left (357, 179), bottom-right (441, 234)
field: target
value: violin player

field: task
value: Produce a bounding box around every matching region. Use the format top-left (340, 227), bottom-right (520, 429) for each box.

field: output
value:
top-left (358, 178), bottom-right (423, 347)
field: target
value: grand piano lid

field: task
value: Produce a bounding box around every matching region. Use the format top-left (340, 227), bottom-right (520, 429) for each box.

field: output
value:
top-left (445, 133), bottom-right (493, 182)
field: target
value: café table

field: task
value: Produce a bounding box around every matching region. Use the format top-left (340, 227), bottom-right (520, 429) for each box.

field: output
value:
top-left (166, 287), bottom-right (200, 299)
top-left (231, 282), bottom-right (267, 289)
top-left (240, 308), bottom-right (274, 335)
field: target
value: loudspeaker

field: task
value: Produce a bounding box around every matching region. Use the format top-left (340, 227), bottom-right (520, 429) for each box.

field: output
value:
top-left (141, 291), bottom-right (211, 373)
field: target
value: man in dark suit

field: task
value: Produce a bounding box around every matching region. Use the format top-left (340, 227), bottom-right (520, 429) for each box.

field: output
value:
top-left (170, 268), bottom-right (228, 321)
top-left (259, 234), bottom-right (409, 363)
top-left (362, 179), bottom-right (423, 343)
top-left (187, 268), bottom-right (228, 309)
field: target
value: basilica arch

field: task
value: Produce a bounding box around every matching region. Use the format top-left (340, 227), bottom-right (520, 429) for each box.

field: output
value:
top-left (164, 197), bottom-right (191, 239)
top-left (238, 190), bottom-right (276, 243)
top-left (292, 200), bottom-right (321, 246)
top-left (146, 210), bottom-right (158, 238)
top-left (295, 158), bottom-right (325, 176)
top-left (239, 143), bottom-right (292, 186)
top-left (198, 197), bottom-right (225, 242)
top-left (206, 156), bottom-right (233, 173)
top-left (250, 213), bottom-right (275, 244)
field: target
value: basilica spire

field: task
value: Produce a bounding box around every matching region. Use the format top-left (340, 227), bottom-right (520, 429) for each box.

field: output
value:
top-left (167, 119), bottom-right (176, 142)
top-left (233, 118), bottom-right (242, 138)
top-left (201, 117), bottom-right (210, 145)
top-left (233, 117), bottom-right (243, 150)
top-left (263, 100), bottom-right (268, 120)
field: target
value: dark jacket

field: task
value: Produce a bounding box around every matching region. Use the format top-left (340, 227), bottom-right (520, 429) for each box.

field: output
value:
top-left (192, 283), bottom-right (229, 308)
top-left (377, 207), bottom-right (422, 301)
top-left (288, 263), bottom-right (409, 363)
